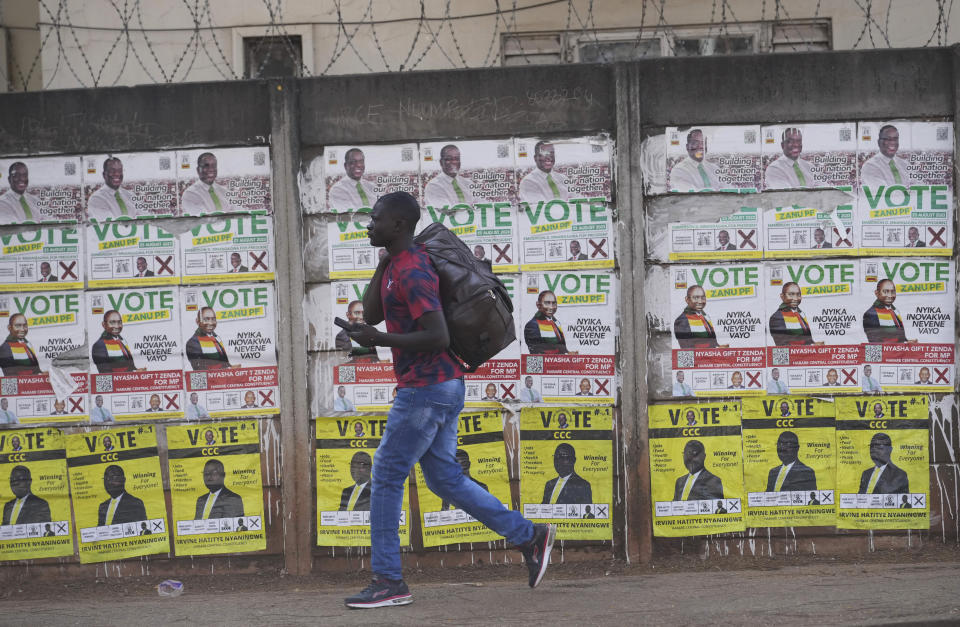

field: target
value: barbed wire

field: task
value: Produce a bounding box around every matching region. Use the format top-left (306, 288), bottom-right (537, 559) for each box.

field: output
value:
top-left (0, 0), bottom-right (956, 91)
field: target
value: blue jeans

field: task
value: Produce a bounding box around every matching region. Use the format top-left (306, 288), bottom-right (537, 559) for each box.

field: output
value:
top-left (370, 378), bottom-right (534, 580)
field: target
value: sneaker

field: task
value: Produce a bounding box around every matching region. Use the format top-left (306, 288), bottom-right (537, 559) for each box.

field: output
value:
top-left (344, 576), bottom-right (413, 609)
top-left (519, 523), bottom-right (556, 588)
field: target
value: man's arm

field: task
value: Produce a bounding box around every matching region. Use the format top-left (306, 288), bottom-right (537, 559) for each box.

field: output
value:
top-left (350, 310), bottom-right (449, 352)
top-left (362, 254), bottom-right (390, 326)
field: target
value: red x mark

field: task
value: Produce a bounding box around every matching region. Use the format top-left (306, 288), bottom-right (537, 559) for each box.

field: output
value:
top-left (928, 227), bottom-right (946, 246)
top-left (259, 390), bottom-right (275, 406)
top-left (155, 256), bottom-right (174, 275)
top-left (841, 368), bottom-right (857, 384)
top-left (69, 397), bottom-right (83, 412)
top-left (746, 371), bottom-right (761, 387)
top-left (594, 379), bottom-right (609, 395)
top-left (500, 384), bottom-right (516, 399)
top-left (833, 227), bottom-right (852, 247)
top-left (589, 238), bottom-right (608, 258)
top-left (737, 229), bottom-right (756, 249)
top-left (59, 260), bottom-right (78, 279)
top-left (934, 368), bottom-right (949, 383)
top-left (493, 244), bottom-right (511, 263)
top-left (250, 251), bottom-right (268, 270)
top-left (164, 394), bottom-right (179, 410)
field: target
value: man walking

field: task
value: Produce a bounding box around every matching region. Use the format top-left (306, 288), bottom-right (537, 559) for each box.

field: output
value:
top-left (343, 191), bottom-right (555, 609)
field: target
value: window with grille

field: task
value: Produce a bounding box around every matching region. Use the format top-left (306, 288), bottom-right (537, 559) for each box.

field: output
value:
top-left (243, 36), bottom-right (303, 79)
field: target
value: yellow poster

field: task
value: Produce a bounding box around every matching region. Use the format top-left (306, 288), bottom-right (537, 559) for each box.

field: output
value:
top-left (66, 426), bottom-right (169, 563)
top-left (836, 395), bottom-right (929, 529)
top-left (649, 401), bottom-right (745, 536)
top-left (742, 397), bottom-right (836, 527)
top-left (519, 407), bottom-right (612, 540)
top-left (414, 411), bottom-right (511, 547)
top-left (0, 428), bottom-right (74, 560)
top-left (315, 416), bottom-right (410, 546)
top-left (167, 422), bottom-right (265, 555)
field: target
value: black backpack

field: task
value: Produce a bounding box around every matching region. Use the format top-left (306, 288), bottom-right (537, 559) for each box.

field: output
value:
top-left (413, 223), bottom-right (516, 372)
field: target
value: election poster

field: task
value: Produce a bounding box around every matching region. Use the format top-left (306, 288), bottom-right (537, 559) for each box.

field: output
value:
top-left (763, 203), bottom-right (856, 257)
top-left (178, 147), bottom-right (271, 217)
top-left (515, 136), bottom-right (612, 204)
top-left (0, 156), bottom-right (83, 225)
top-left (0, 428), bottom-right (74, 561)
top-left (741, 397), bottom-right (836, 527)
top-left (420, 138), bottom-right (515, 207)
top-left (764, 261), bottom-right (864, 394)
top-left (0, 291), bottom-right (88, 424)
top-left (86, 287), bottom-right (183, 420)
top-left (518, 196), bottom-right (614, 272)
top-left (329, 280), bottom-right (389, 368)
top-left (761, 123), bottom-right (857, 190)
top-left (86, 220), bottom-right (180, 287)
top-left (83, 151), bottom-right (178, 221)
top-left (835, 395), bottom-right (929, 529)
top-left (181, 284), bottom-right (279, 418)
top-left (669, 264), bottom-right (766, 397)
top-left (167, 421), bottom-right (265, 555)
top-left (464, 274), bottom-right (520, 408)
top-left (519, 407), bottom-right (612, 540)
top-left (414, 411), bottom-right (511, 547)
top-left (331, 362), bottom-right (397, 412)
top-left (859, 258), bottom-right (955, 392)
top-left (66, 425), bottom-right (169, 563)
top-left (649, 401), bottom-right (745, 536)
top-left (519, 271), bottom-right (616, 404)
top-left (180, 214), bottom-right (275, 284)
top-left (0, 227), bottom-right (84, 291)
top-left (857, 121), bottom-right (953, 256)
top-left (326, 143), bottom-right (419, 278)
top-left (418, 204), bottom-right (518, 273)
top-left (315, 415), bottom-right (411, 546)
top-left (667, 207), bottom-right (761, 261)
top-left (666, 126), bottom-right (761, 193)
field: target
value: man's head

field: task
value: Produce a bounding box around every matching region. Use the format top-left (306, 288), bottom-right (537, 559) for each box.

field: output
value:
top-left (103, 464), bottom-right (126, 497)
top-left (485, 383), bottom-right (496, 398)
top-left (776, 431), bottom-right (800, 465)
top-left (780, 401), bottom-right (790, 415)
top-left (869, 432), bottom-right (893, 466)
top-left (344, 148), bottom-right (365, 181)
top-left (205, 429), bottom-right (215, 444)
top-left (102, 310), bottom-right (123, 336)
top-left (8, 313), bottom-right (28, 341)
top-left (875, 279), bottom-right (897, 306)
top-left (907, 226), bottom-right (920, 244)
top-left (10, 436), bottom-right (20, 449)
top-left (367, 192), bottom-right (420, 247)
top-left (338, 385), bottom-right (347, 398)
top-left (676, 371), bottom-right (685, 383)
top-left (685, 285), bottom-right (706, 312)
top-left (918, 367), bottom-right (931, 382)
top-left (557, 413), bottom-right (569, 428)
top-left (53, 399), bottom-right (65, 413)
top-left (1, 399), bottom-right (7, 410)
top-left (196, 153), bottom-right (218, 185)
top-left (524, 375), bottom-right (534, 389)
top-left (813, 228), bottom-right (825, 245)
top-left (826, 369), bottom-right (839, 385)
top-left (149, 394), bottom-right (161, 410)
top-left (771, 367), bottom-right (781, 381)
top-left (197, 307), bottom-right (217, 334)
top-left (102, 435), bottom-right (113, 449)
top-left (136, 257), bottom-right (147, 274)
top-left (230, 252), bottom-right (242, 268)
top-left (8, 163), bottom-right (28, 195)
top-left (9, 465), bottom-right (31, 498)
top-left (203, 459), bottom-right (226, 492)
top-left (455, 448), bottom-right (472, 475)
top-left (877, 124), bottom-right (900, 159)
top-left (682, 440), bottom-right (706, 474)
top-left (349, 451), bottom-right (372, 484)
top-left (553, 442), bottom-right (576, 476)
top-left (569, 240), bottom-right (581, 257)
top-left (244, 391), bottom-right (256, 406)
top-left (579, 378), bottom-right (591, 394)
top-left (353, 422), bottom-right (363, 436)
top-left (730, 371), bottom-right (743, 387)
top-left (874, 402), bottom-right (884, 417)
top-left (685, 130), bottom-right (705, 162)
top-left (439, 145), bottom-right (461, 177)
top-left (102, 157), bottom-right (124, 190)
top-left (685, 409), bottom-right (696, 425)
top-left (864, 365), bottom-right (873, 377)
top-left (717, 230), bottom-right (730, 247)
top-left (190, 392), bottom-right (199, 405)
top-left (473, 245), bottom-right (485, 260)
top-left (40, 262), bottom-right (52, 278)
top-left (781, 127), bottom-right (803, 160)
top-left (536, 290), bottom-right (558, 318)
top-left (345, 300), bottom-right (364, 324)
top-left (780, 282), bottom-right (802, 309)
top-left (534, 141), bottom-right (556, 174)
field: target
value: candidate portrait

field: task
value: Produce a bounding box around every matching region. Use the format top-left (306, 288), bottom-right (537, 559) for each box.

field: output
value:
top-left (195, 459), bottom-right (245, 519)
top-left (0, 313), bottom-right (43, 376)
top-left (339, 451), bottom-right (372, 511)
top-left (673, 439), bottom-right (723, 500)
top-left (541, 443), bottom-right (592, 505)
top-left (858, 433), bottom-right (909, 494)
top-left (98, 465), bottom-right (147, 525)
top-left (766, 431), bottom-right (817, 492)
top-left (2, 466), bottom-right (52, 525)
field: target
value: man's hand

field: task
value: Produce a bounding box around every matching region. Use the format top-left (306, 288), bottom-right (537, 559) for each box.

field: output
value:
top-left (348, 323), bottom-right (381, 348)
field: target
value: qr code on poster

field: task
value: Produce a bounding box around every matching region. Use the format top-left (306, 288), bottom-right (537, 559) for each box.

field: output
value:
top-left (865, 344), bottom-right (883, 362)
top-left (839, 127), bottom-right (852, 142)
top-left (676, 351), bottom-right (694, 369)
top-left (937, 126), bottom-right (949, 141)
top-left (771, 348), bottom-right (789, 366)
top-left (743, 129), bottom-right (756, 144)
top-left (1, 379), bottom-right (17, 396)
top-left (526, 356), bottom-right (544, 374)
top-left (497, 143), bottom-right (510, 158)
top-left (95, 375), bottom-right (113, 393)
top-left (339, 366), bottom-right (356, 383)
top-left (190, 371), bottom-right (208, 390)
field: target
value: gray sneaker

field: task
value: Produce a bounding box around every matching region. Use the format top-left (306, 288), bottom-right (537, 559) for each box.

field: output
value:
top-left (344, 576), bottom-right (413, 609)
top-left (519, 523), bottom-right (556, 588)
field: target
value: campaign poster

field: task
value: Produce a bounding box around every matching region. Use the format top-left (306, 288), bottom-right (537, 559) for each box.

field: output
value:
top-left (860, 258), bottom-right (955, 392)
top-left (515, 136), bottom-right (612, 204)
top-left (761, 123), bottom-right (857, 190)
top-left (518, 197), bottom-right (614, 272)
top-left (0, 291), bottom-right (88, 424)
top-left (669, 264), bottom-right (765, 397)
top-left (0, 428), bottom-right (74, 560)
top-left (835, 395), bottom-right (929, 530)
top-left (857, 121), bottom-right (953, 256)
top-left (325, 143), bottom-right (418, 278)
top-left (667, 207), bottom-right (761, 261)
top-left (86, 287), bottom-right (184, 420)
top-left (180, 214), bottom-right (275, 284)
top-left (167, 421), bottom-right (265, 555)
top-left (519, 407), bottom-right (612, 540)
top-left (177, 147), bottom-right (271, 217)
top-left (741, 397), bottom-right (836, 527)
top-left (417, 205), bottom-right (518, 273)
top-left (649, 401), bottom-right (745, 536)
top-left (414, 411), bottom-right (511, 547)
top-left (764, 260), bottom-right (863, 394)
top-left (315, 415), bottom-right (410, 546)
top-left (0, 227), bottom-right (84, 291)
top-left (464, 274), bottom-right (520, 408)
top-left (0, 156), bottom-right (83, 225)
top-left (519, 271), bottom-right (616, 404)
top-left (331, 362), bottom-right (397, 413)
top-left (83, 152), bottom-right (178, 221)
top-left (181, 284), bottom-right (279, 418)
top-left (86, 221), bottom-right (179, 288)
top-left (763, 203), bottom-right (856, 258)
top-left (665, 126), bottom-right (761, 193)
top-left (329, 280), bottom-right (389, 368)
top-left (66, 425), bottom-right (169, 563)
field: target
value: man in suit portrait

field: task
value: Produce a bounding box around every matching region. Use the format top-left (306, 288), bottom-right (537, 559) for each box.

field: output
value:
top-left (863, 279), bottom-right (915, 344)
top-left (764, 127), bottom-right (824, 189)
top-left (519, 141), bottom-right (569, 202)
top-left (2, 466), bottom-right (51, 524)
top-left (185, 307), bottom-right (237, 371)
top-left (859, 432), bottom-right (909, 494)
top-left (860, 124), bottom-right (918, 187)
top-left (811, 228), bottom-right (832, 249)
top-left (242, 391), bottom-right (258, 409)
top-left (195, 459), bottom-right (245, 520)
top-left (328, 148), bottom-right (377, 211)
top-left (915, 366), bottom-right (933, 385)
top-left (38, 261), bottom-right (58, 283)
top-left (905, 226), bottom-right (926, 248)
top-left (339, 451), bottom-right (372, 511)
top-left (186, 392), bottom-right (211, 419)
top-left (335, 300), bottom-right (378, 362)
top-left (423, 144), bottom-right (475, 207)
top-left (98, 465), bottom-right (147, 525)
top-left (673, 439), bottom-right (723, 500)
top-left (524, 290), bottom-right (569, 354)
top-left (568, 240), bottom-right (587, 261)
top-left (0, 398), bottom-right (18, 425)
top-left (715, 230), bottom-right (735, 251)
top-left (91, 310), bottom-right (140, 373)
top-left (769, 282), bottom-right (820, 347)
top-left (766, 431), bottom-right (817, 492)
top-left (145, 394), bottom-right (162, 412)
top-left (669, 129), bottom-right (720, 192)
top-left (181, 152), bottom-right (238, 215)
top-left (87, 157), bottom-right (142, 220)
top-left (133, 257), bottom-right (154, 278)
top-left (519, 375), bottom-right (542, 402)
top-left (728, 371), bottom-right (745, 389)
top-left (441, 449), bottom-right (489, 510)
top-left (767, 367), bottom-right (790, 394)
top-left (51, 399), bottom-right (68, 415)
top-left (541, 443), bottom-right (592, 505)
top-left (229, 252), bottom-right (249, 273)
top-left (824, 368), bottom-right (840, 386)
top-left (862, 364), bottom-right (882, 394)
top-left (0, 313), bottom-right (42, 376)
top-left (672, 371), bottom-right (693, 397)
top-left (673, 285), bottom-right (727, 350)
top-left (0, 162), bottom-right (41, 223)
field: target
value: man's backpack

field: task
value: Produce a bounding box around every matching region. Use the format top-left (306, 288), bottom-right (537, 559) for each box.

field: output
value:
top-left (413, 222), bottom-right (516, 372)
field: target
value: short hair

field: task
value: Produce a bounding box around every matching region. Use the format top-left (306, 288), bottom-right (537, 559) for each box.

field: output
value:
top-left (196, 152), bottom-right (216, 166)
top-left (871, 432), bottom-right (892, 447)
top-left (8, 313), bottom-right (26, 325)
top-left (878, 124), bottom-right (898, 138)
top-left (534, 140), bottom-right (553, 156)
top-left (439, 144), bottom-right (459, 159)
top-left (778, 431), bottom-right (799, 446)
top-left (374, 191), bottom-right (420, 233)
top-left (8, 162), bottom-right (26, 176)
top-left (347, 300), bottom-right (362, 310)
top-left (350, 450), bottom-right (372, 464)
top-left (102, 309), bottom-right (121, 322)
top-left (684, 439), bottom-right (705, 454)
top-left (136, 256), bottom-right (147, 263)
top-left (103, 157), bottom-right (122, 171)
top-left (198, 306), bottom-right (216, 318)
top-left (554, 442), bottom-right (575, 457)
top-left (827, 368), bottom-right (838, 376)
top-left (204, 458), bottom-right (225, 473)
top-left (344, 148), bottom-right (364, 162)
top-left (686, 284), bottom-right (704, 298)
top-left (876, 278), bottom-right (895, 291)
top-left (781, 127), bottom-right (802, 141)
top-left (537, 290), bottom-right (556, 304)
top-left (686, 129), bottom-right (703, 143)
top-left (781, 281), bottom-right (800, 295)
top-left (104, 464), bottom-right (124, 477)
top-left (10, 465), bottom-right (30, 479)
